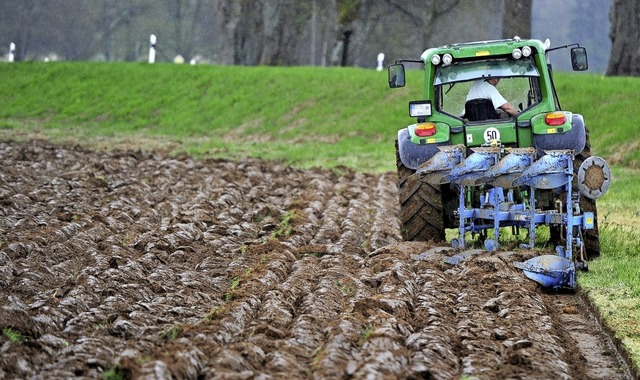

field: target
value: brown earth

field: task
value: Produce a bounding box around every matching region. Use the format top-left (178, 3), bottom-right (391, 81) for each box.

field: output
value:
top-left (0, 140), bottom-right (635, 379)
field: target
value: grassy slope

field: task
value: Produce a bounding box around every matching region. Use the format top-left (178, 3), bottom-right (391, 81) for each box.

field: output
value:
top-left (0, 62), bottom-right (421, 171)
top-left (1, 62), bottom-right (639, 365)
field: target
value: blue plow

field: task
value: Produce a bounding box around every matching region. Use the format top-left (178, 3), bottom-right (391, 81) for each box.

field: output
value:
top-left (414, 145), bottom-right (610, 290)
top-left (513, 255), bottom-right (575, 289)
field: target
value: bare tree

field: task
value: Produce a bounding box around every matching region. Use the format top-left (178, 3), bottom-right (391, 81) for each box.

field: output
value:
top-left (212, 0), bottom-right (239, 64)
top-left (51, 1), bottom-right (97, 60)
top-left (606, 0), bottom-right (640, 76)
top-left (164, 0), bottom-right (202, 59)
top-left (382, 0), bottom-right (460, 47)
top-left (502, 0), bottom-right (531, 39)
top-left (210, 0), bottom-right (314, 66)
top-left (0, 0), bottom-right (40, 60)
top-left (301, 0), bottom-right (339, 66)
top-left (259, 0), bottom-right (291, 65)
top-left (331, 0), bottom-right (461, 67)
top-left (18, 0), bottom-right (39, 60)
top-left (101, 0), bottom-right (150, 60)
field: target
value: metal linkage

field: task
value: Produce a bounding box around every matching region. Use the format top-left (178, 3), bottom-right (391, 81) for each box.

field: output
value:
top-left (414, 145), bottom-right (604, 289)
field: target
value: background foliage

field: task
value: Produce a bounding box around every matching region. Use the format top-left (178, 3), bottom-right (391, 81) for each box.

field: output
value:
top-left (0, 0), bottom-right (612, 72)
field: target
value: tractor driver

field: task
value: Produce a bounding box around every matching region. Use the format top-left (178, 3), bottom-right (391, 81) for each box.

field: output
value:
top-left (466, 78), bottom-right (518, 117)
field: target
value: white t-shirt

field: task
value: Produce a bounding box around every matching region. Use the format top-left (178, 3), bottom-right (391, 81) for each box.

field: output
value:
top-left (466, 80), bottom-right (508, 109)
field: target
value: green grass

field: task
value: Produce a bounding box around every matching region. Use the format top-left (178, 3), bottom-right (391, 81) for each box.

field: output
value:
top-left (580, 220), bottom-right (640, 366)
top-left (159, 324), bottom-right (183, 342)
top-left (0, 62), bottom-right (420, 172)
top-left (360, 325), bottom-right (375, 345)
top-left (577, 166), bottom-right (640, 367)
top-left (102, 366), bottom-right (126, 380)
top-left (1, 62), bottom-right (639, 367)
top-left (555, 75), bottom-right (640, 168)
top-left (2, 327), bottom-right (25, 342)
top-left (272, 210), bottom-right (297, 239)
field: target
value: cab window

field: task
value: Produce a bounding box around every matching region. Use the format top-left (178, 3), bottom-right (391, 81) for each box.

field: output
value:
top-left (434, 57), bottom-right (542, 119)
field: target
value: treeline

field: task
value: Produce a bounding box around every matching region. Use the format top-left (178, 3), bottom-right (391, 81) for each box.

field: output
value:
top-left (0, 0), bottom-right (611, 71)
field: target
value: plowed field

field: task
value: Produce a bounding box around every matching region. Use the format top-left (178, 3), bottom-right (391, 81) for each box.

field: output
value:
top-left (0, 140), bottom-right (635, 379)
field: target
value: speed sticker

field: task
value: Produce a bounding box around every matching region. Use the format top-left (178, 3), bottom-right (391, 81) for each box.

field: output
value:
top-left (483, 127), bottom-right (500, 142)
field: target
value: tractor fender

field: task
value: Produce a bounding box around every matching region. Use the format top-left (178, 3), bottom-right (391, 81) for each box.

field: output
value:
top-left (533, 114), bottom-right (586, 156)
top-left (397, 128), bottom-right (448, 170)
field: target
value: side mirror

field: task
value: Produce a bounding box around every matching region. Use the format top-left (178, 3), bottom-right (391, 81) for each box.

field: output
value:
top-left (571, 47), bottom-right (588, 71)
top-left (388, 64), bottom-right (406, 88)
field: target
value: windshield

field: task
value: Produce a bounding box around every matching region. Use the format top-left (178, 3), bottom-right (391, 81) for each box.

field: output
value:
top-left (435, 57), bottom-right (541, 119)
top-left (435, 57), bottom-right (539, 85)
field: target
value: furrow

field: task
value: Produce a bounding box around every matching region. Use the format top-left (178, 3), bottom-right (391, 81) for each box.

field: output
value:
top-left (368, 172), bottom-right (403, 251)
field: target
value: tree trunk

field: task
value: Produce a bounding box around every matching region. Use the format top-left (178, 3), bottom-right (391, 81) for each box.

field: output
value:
top-left (16, 0), bottom-right (38, 60)
top-left (172, 0), bottom-right (184, 56)
top-left (350, 0), bottom-right (375, 67)
top-left (311, 0), bottom-right (317, 65)
top-left (214, 0), bottom-right (242, 64)
top-left (502, 0), bottom-right (531, 39)
top-left (606, 0), bottom-right (640, 76)
top-left (186, 0), bottom-right (202, 59)
top-left (259, 0), bottom-right (285, 65)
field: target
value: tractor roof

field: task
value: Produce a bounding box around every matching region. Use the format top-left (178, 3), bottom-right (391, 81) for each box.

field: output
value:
top-left (420, 38), bottom-right (548, 62)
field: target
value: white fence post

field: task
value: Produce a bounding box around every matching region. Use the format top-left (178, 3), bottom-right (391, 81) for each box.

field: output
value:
top-left (377, 52), bottom-right (384, 71)
top-left (9, 42), bottom-right (16, 62)
top-left (149, 34), bottom-right (156, 64)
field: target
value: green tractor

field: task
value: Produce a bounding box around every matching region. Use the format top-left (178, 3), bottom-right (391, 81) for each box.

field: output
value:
top-left (387, 38), bottom-right (611, 289)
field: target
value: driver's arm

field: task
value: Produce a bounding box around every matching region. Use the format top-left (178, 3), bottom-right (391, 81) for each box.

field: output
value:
top-left (499, 102), bottom-right (518, 116)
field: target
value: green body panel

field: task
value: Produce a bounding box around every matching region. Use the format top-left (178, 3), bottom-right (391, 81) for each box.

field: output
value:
top-left (531, 111), bottom-right (573, 134)
top-left (450, 132), bottom-right (466, 146)
top-left (516, 125), bottom-right (534, 148)
top-left (465, 122), bottom-right (517, 147)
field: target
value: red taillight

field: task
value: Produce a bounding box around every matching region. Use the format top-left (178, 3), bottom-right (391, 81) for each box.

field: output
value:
top-left (545, 112), bottom-right (567, 126)
top-left (415, 123), bottom-right (436, 137)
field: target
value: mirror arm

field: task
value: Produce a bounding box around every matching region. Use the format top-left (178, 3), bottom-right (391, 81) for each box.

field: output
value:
top-left (394, 59), bottom-right (424, 65)
top-left (546, 43), bottom-right (580, 53)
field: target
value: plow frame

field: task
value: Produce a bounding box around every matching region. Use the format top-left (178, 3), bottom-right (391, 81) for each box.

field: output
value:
top-left (443, 149), bottom-right (595, 290)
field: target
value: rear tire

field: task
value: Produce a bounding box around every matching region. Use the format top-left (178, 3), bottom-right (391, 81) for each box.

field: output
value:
top-left (395, 141), bottom-right (446, 242)
top-left (575, 128), bottom-right (600, 259)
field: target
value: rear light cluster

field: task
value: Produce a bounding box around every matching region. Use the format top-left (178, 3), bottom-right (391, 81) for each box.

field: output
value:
top-left (544, 112), bottom-right (567, 126)
top-left (415, 123), bottom-right (437, 137)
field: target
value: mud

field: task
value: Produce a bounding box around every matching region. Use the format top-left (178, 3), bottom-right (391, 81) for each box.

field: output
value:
top-left (0, 140), bottom-right (635, 379)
